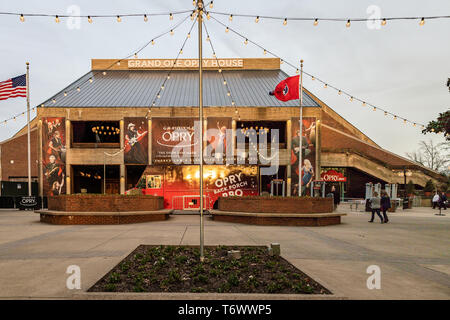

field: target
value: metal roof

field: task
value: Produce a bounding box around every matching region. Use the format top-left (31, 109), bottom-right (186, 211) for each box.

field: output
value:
top-left (41, 69), bottom-right (319, 108)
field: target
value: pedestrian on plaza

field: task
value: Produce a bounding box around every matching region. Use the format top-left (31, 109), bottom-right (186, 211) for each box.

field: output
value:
top-left (331, 185), bottom-right (340, 211)
top-left (438, 191), bottom-right (447, 210)
top-left (369, 191), bottom-right (384, 223)
top-left (432, 192), bottom-right (440, 209)
top-left (380, 191), bottom-right (390, 223)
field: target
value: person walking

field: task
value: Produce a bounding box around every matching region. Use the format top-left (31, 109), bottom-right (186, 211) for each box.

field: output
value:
top-left (432, 192), bottom-right (440, 209)
top-left (438, 191), bottom-right (447, 210)
top-left (380, 191), bottom-right (391, 223)
top-left (331, 185), bottom-right (340, 211)
top-left (369, 191), bottom-right (384, 223)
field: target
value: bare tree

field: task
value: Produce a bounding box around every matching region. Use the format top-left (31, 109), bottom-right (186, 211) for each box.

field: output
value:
top-left (406, 140), bottom-right (449, 173)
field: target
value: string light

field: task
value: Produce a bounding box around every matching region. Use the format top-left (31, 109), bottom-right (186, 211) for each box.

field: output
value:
top-left (20, 14), bottom-right (24, 22)
top-left (151, 39), bottom-right (155, 45)
top-left (373, 107), bottom-right (377, 111)
top-left (296, 69), bottom-right (299, 74)
top-left (314, 18), bottom-right (318, 26)
top-left (283, 18), bottom-right (287, 25)
top-left (384, 111), bottom-right (387, 116)
top-left (207, 12), bottom-right (211, 20)
top-left (324, 83), bottom-right (328, 88)
top-left (381, 18), bottom-right (387, 26)
top-left (263, 49), bottom-right (267, 55)
top-left (394, 115), bottom-right (397, 120)
top-left (255, 16), bottom-right (259, 23)
top-left (346, 19), bottom-right (351, 28)
top-left (338, 90), bottom-right (342, 95)
top-left (218, 68), bottom-right (222, 73)
top-left (403, 119), bottom-right (407, 124)
top-left (170, 29), bottom-right (174, 35)
top-left (362, 102), bottom-right (366, 106)
top-left (179, 49), bottom-right (183, 54)
top-left (244, 38), bottom-right (248, 45)
top-left (225, 27), bottom-right (229, 33)
top-left (117, 15), bottom-right (122, 23)
top-left (76, 87), bottom-right (80, 92)
top-left (134, 53), bottom-right (138, 58)
top-left (102, 71), bottom-right (106, 75)
top-left (89, 78), bottom-right (93, 83)
top-left (206, 35), bottom-right (210, 41)
top-left (229, 14), bottom-right (233, 21)
top-left (117, 61), bottom-right (121, 66)
top-left (170, 13), bottom-right (173, 20)
top-left (209, 1), bottom-right (213, 9)
top-left (88, 16), bottom-right (92, 23)
top-left (349, 96), bottom-right (353, 102)
top-left (144, 14), bottom-right (148, 22)
top-left (52, 99), bottom-right (56, 104)
top-left (187, 32), bottom-right (191, 38)
top-left (64, 92), bottom-right (67, 96)
top-left (223, 80), bottom-right (227, 85)
top-left (55, 15), bottom-right (60, 23)
top-left (419, 17), bottom-right (425, 26)
top-left (311, 76), bottom-right (315, 80)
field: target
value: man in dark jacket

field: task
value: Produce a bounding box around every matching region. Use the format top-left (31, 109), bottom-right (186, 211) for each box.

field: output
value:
top-left (380, 191), bottom-right (391, 223)
top-left (439, 192), bottom-right (447, 210)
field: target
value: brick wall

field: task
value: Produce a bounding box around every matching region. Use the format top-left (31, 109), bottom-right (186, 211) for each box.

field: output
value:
top-left (39, 212), bottom-right (168, 225)
top-left (1, 129), bottom-right (38, 180)
top-left (218, 197), bottom-right (333, 213)
top-left (48, 194), bottom-right (164, 212)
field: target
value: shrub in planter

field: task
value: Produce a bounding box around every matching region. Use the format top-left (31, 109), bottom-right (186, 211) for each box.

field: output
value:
top-left (423, 179), bottom-right (435, 197)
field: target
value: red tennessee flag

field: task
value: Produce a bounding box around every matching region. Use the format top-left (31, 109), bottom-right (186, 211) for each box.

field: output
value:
top-left (269, 75), bottom-right (299, 102)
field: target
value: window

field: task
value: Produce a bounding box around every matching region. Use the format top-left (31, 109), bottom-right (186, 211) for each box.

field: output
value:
top-left (71, 121), bottom-right (120, 148)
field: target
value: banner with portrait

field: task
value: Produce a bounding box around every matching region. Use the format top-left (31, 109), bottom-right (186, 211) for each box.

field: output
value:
top-left (42, 117), bottom-right (66, 196)
top-left (124, 117), bottom-right (148, 164)
top-left (151, 118), bottom-right (197, 164)
top-left (206, 117), bottom-right (232, 163)
top-left (290, 117), bottom-right (317, 196)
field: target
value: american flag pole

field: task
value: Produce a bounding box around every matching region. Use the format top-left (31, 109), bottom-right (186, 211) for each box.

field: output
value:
top-left (26, 62), bottom-right (31, 197)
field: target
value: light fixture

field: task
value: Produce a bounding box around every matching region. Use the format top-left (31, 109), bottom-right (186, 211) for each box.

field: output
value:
top-left (20, 14), bottom-right (25, 22)
top-left (225, 27), bottom-right (229, 33)
top-left (311, 76), bottom-right (315, 80)
top-left (179, 49), bottom-right (183, 54)
top-left (263, 49), bottom-right (267, 55)
top-left (384, 111), bottom-right (387, 116)
top-left (373, 107), bottom-right (376, 111)
top-left (283, 18), bottom-right (287, 25)
top-left (144, 14), bottom-right (148, 22)
top-left (244, 38), bottom-right (248, 45)
top-left (206, 36), bottom-right (210, 42)
top-left (64, 92), bottom-right (67, 96)
top-left (117, 61), bottom-right (121, 65)
top-left (419, 17), bottom-right (425, 26)
top-left (167, 75), bottom-right (170, 79)
top-left (77, 87), bottom-right (80, 92)
top-left (346, 19), bottom-right (351, 28)
top-left (324, 83), bottom-right (328, 88)
top-left (296, 69), bottom-right (299, 74)
top-left (218, 68), bottom-right (222, 73)
top-left (151, 39), bottom-right (155, 45)
top-left (232, 101), bottom-right (235, 106)
top-left (350, 96), bottom-right (353, 102)
top-left (102, 71), bottom-right (106, 75)
top-left (89, 78), bottom-right (93, 83)
top-left (187, 32), bottom-right (191, 38)
top-left (255, 16), bottom-right (259, 23)
top-left (227, 92), bottom-right (231, 96)
top-left (117, 15), bottom-right (121, 23)
top-left (338, 90), bottom-right (342, 95)
top-left (88, 16), bottom-right (92, 23)
top-left (209, 1), bottom-right (213, 9)
top-left (170, 13), bottom-right (173, 20)
top-left (314, 18), bottom-right (318, 26)
top-left (381, 18), bottom-right (386, 26)
top-left (161, 85), bottom-right (165, 90)
top-left (134, 53), bottom-right (138, 58)
top-left (55, 15), bottom-right (60, 23)
top-left (394, 115), bottom-right (397, 120)
top-left (403, 119), bottom-right (407, 124)
top-left (280, 59), bottom-right (283, 64)
top-left (223, 80), bottom-right (227, 85)
top-left (52, 99), bottom-right (56, 104)
top-left (207, 12), bottom-right (210, 20)
top-left (229, 14), bottom-right (233, 21)
top-left (170, 29), bottom-right (174, 35)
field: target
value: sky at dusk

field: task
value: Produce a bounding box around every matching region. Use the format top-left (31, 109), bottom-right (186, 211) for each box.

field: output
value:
top-left (0, 0), bottom-right (448, 157)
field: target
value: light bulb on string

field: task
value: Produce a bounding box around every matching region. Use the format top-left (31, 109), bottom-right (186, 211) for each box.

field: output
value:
top-left (225, 27), bottom-right (229, 33)
top-left (179, 49), bottom-right (183, 55)
top-left (229, 14), bottom-right (233, 21)
top-left (403, 119), bottom-right (407, 124)
top-left (88, 16), bottom-right (92, 23)
top-left (206, 12), bottom-right (210, 20)
top-left (296, 69), bottom-right (299, 74)
top-left (117, 15), bottom-right (121, 23)
top-left (102, 71), bottom-right (106, 76)
top-left (324, 83), bottom-right (328, 88)
top-left (161, 85), bottom-right (165, 90)
top-left (263, 49), bottom-right (267, 55)
top-left (349, 96), bottom-right (353, 102)
top-left (170, 29), bottom-right (174, 35)
top-left (157, 94), bottom-right (161, 99)
top-left (167, 75), bottom-right (170, 80)
top-left (52, 99), bottom-right (56, 104)
top-left (255, 16), bottom-right (259, 23)
top-left (381, 18), bottom-right (386, 26)
top-left (117, 61), bottom-right (121, 66)
top-left (206, 36), bottom-right (210, 42)
top-left (218, 68), bottom-right (222, 73)
top-left (314, 19), bottom-right (318, 26)
top-left (223, 80), bottom-right (227, 85)
top-left (394, 115), bottom-right (397, 120)
top-left (384, 111), bottom-right (387, 116)
top-left (209, 1), bottom-right (213, 8)
top-left (77, 87), bottom-right (81, 92)
top-left (20, 14), bottom-right (25, 22)
top-left (280, 59), bottom-right (283, 64)
top-left (170, 13), bottom-right (173, 20)
top-left (212, 53), bottom-right (216, 58)
top-left (64, 92), bottom-right (67, 97)
top-left (283, 18), bottom-right (287, 26)
top-left (187, 32), bottom-right (191, 38)
top-left (362, 102), bottom-right (366, 106)
top-left (338, 90), bottom-right (342, 95)
top-left (55, 15), bottom-right (60, 23)
top-left (151, 39), bottom-right (155, 45)
top-left (419, 17), bottom-right (425, 26)
top-left (373, 107), bottom-right (376, 111)
top-left (192, 0), bottom-right (196, 6)
top-left (227, 92), bottom-right (231, 96)
top-left (144, 14), bottom-right (148, 22)
top-left (244, 38), bottom-right (248, 45)
top-left (311, 76), bottom-right (315, 80)
top-left (89, 78), bottom-right (93, 83)
top-left (346, 19), bottom-right (351, 28)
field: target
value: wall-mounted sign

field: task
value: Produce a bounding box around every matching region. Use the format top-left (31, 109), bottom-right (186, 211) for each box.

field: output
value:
top-left (128, 59), bottom-right (244, 69)
top-left (321, 169), bottom-right (347, 182)
top-left (124, 117), bottom-right (148, 164)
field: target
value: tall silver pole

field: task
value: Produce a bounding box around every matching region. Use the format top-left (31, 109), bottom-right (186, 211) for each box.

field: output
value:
top-left (26, 62), bottom-right (31, 196)
top-left (298, 59), bottom-right (303, 196)
top-left (198, 0), bottom-right (205, 262)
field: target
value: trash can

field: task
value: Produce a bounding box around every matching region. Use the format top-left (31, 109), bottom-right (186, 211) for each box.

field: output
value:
top-left (402, 197), bottom-right (409, 210)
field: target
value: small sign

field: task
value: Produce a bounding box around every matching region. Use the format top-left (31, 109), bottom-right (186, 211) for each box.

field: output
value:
top-left (321, 170), bottom-right (347, 182)
top-left (17, 196), bottom-right (39, 210)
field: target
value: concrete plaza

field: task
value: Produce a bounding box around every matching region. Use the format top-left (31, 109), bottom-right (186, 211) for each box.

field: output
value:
top-left (0, 205), bottom-right (448, 300)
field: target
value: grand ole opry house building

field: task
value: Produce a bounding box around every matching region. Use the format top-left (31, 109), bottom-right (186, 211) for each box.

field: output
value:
top-left (0, 58), bottom-right (444, 209)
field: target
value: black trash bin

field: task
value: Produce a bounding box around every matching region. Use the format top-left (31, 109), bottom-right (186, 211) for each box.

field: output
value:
top-left (402, 197), bottom-right (409, 210)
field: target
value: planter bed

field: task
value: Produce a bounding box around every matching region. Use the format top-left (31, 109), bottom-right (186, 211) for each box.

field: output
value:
top-left (89, 245), bottom-right (331, 294)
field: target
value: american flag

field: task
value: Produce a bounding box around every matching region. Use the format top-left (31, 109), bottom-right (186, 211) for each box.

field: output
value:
top-left (0, 74), bottom-right (27, 101)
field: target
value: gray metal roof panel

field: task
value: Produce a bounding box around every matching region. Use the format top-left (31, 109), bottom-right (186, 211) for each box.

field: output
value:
top-left (41, 70), bottom-right (320, 108)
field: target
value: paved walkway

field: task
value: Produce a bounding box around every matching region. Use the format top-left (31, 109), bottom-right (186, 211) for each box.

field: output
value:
top-left (0, 206), bottom-right (448, 299)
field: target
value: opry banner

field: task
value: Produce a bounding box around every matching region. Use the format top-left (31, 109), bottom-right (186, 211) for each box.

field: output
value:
top-left (152, 118), bottom-right (197, 164)
top-left (321, 169), bottom-right (347, 182)
top-left (124, 117), bottom-right (148, 164)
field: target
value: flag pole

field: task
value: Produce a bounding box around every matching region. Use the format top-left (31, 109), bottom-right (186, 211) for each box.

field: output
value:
top-left (198, 0), bottom-right (205, 262)
top-left (298, 59), bottom-right (303, 197)
top-left (26, 62), bottom-right (31, 197)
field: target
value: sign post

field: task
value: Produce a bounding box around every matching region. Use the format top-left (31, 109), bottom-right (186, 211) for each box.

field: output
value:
top-left (198, 0), bottom-right (205, 262)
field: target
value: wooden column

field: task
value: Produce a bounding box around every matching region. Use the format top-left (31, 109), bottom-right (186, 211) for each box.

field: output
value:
top-left (148, 119), bottom-right (152, 164)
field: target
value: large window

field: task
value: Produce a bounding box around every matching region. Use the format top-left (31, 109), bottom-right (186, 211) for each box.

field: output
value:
top-left (71, 121), bottom-right (120, 148)
top-left (236, 121), bottom-right (287, 148)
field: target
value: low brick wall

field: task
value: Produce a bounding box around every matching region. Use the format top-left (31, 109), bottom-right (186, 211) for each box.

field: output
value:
top-left (39, 212), bottom-right (169, 225)
top-left (48, 195), bottom-right (164, 212)
top-left (218, 197), bottom-right (333, 214)
top-left (211, 214), bottom-right (341, 226)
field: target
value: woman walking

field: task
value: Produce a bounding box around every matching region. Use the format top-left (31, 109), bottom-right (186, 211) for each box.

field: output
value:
top-left (369, 192), bottom-right (384, 223)
top-left (380, 191), bottom-right (390, 223)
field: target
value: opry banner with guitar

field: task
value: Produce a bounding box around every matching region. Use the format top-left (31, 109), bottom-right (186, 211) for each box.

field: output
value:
top-left (42, 117), bottom-right (66, 196)
top-left (124, 117), bottom-right (149, 164)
